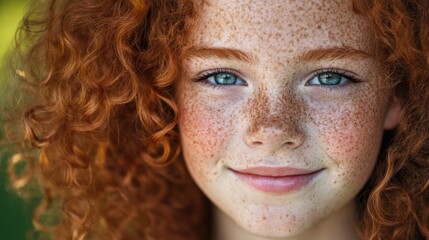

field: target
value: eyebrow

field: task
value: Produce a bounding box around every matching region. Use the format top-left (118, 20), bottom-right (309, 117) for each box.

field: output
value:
top-left (185, 46), bottom-right (371, 63)
top-left (185, 46), bottom-right (256, 63)
top-left (298, 46), bottom-right (372, 61)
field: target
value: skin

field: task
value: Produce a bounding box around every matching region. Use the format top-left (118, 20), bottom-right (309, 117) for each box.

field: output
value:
top-left (178, 0), bottom-right (401, 239)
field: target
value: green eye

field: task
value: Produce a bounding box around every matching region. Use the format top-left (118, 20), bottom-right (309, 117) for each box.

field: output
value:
top-left (307, 70), bottom-right (352, 87)
top-left (203, 71), bottom-right (245, 86)
top-left (212, 72), bottom-right (239, 85)
top-left (317, 72), bottom-right (342, 85)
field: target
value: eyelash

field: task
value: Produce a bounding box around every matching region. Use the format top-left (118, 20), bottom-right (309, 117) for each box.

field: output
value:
top-left (194, 68), bottom-right (361, 90)
top-left (307, 68), bottom-right (362, 90)
top-left (194, 68), bottom-right (246, 90)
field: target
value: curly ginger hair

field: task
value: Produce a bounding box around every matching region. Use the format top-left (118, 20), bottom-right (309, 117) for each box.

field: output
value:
top-left (2, 0), bottom-right (428, 239)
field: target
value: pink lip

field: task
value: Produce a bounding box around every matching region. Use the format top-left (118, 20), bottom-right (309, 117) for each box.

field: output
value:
top-left (231, 167), bottom-right (323, 194)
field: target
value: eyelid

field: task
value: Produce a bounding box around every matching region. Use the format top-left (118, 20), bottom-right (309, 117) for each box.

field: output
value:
top-left (305, 68), bottom-right (362, 86)
top-left (193, 68), bottom-right (248, 86)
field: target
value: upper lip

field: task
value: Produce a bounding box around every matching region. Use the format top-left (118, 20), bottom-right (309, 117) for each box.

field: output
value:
top-left (230, 166), bottom-right (322, 177)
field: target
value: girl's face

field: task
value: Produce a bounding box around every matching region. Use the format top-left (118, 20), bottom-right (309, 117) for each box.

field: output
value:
top-left (179, 0), bottom-right (400, 237)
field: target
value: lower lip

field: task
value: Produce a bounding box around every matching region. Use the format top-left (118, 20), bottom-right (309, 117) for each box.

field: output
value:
top-left (232, 170), bottom-right (322, 194)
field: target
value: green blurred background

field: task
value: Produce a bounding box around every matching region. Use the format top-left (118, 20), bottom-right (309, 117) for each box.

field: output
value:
top-left (1, 0), bottom-right (36, 239)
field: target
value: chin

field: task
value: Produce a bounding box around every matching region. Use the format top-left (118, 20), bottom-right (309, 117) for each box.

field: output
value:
top-left (229, 207), bottom-right (317, 239)
top-left (240, 221), bottom-right (309, 239)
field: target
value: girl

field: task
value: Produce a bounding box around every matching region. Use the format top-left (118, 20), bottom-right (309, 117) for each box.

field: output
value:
top-left (3, 0), bottom-right (428, 239)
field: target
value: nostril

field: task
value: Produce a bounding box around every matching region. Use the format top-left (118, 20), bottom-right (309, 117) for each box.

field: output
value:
top-left (245, 126), bottom-right (305, 150)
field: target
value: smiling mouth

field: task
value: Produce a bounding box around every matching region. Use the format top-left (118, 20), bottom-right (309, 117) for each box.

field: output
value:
top-left (230, 167), bottom-right (323, 194)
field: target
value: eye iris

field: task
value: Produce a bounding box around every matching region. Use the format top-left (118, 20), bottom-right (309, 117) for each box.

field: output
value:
top-left (214, 73), bottom-right (237, 85)
top-left (318, 72), bottom-right (342, 85)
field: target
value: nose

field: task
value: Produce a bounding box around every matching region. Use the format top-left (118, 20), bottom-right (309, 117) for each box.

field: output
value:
top-left (244, 88), bottom-right (305, 152)
top-left (245, 119), bottom-right (305, 151)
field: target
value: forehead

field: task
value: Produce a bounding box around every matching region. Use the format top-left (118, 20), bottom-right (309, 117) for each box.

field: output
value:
top-left (191, 0), bottom-right (373, 59)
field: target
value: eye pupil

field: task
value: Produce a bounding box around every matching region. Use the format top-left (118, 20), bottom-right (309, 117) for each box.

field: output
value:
top-left (214, 73), bottom-right (237, 85)
top-left (318, 72), bottom-right (342, 85)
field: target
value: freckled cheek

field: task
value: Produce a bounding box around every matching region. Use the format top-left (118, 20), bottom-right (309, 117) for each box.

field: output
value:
top-left (312, 104), bottom-right (385, 192)
top-left (314, 105), bottom-right (384, 168)
top-left (179, 100), bottom-right (236, 166)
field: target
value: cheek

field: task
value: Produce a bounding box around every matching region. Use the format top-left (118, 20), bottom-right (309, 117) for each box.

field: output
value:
top-left (178, 93), bottom-right (239, 177)
top-left (310, 92), bottom-right (386, 184)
